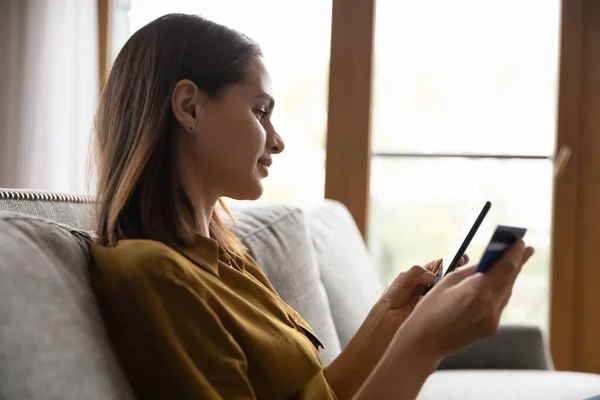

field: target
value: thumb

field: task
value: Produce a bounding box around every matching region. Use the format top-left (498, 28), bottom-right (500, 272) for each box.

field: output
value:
top-left (439, 265), bottom-right (477, 287)
top-left (382, 265), bottom-right (435, 302)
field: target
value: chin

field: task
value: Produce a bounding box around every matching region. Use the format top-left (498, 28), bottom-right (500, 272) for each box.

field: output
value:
top-left (244, 187), bottom-right (263, 201)
top-left (226, 180), bottom-right (264, 201)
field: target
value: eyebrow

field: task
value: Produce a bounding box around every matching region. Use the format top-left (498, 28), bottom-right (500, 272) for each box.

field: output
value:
top-left (255, 92), bottom-right (275, 109)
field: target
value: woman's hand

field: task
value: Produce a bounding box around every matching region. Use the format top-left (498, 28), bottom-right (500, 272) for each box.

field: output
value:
top-left (324, 255), bottom-right (468, 400)
top-left (378, 254), bottom-right (470, 332)
top-left (353, 241), bottom-right (534, 400)
top-left (397, 240), bottom-right (535, 361)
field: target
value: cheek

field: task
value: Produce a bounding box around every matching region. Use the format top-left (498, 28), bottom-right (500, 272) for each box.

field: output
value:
top-left (237, 115), bottom-right (267, 153)
top-left (199, 111), bottom-right (266, 168)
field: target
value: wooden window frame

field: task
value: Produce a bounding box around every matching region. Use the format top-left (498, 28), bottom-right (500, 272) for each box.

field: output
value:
top-left (97, 0), bottom-right (111, 91)
top-left (325, 0), bottom-right (376, 240)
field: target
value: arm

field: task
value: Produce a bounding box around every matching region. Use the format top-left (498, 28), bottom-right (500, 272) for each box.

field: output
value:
top-left (324, 303), bottom-right (440, 400)
top-left (352, 323), bottom-right (441, 400)
top-left (96, 266), bottom-right (256, 400)
top-left (323, 301), bottom-right (397, 399)
top-left (324, 265), bottom-right (436, 399)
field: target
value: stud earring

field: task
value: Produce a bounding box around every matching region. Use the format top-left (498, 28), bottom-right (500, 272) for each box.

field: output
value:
top-left (187, 125), bottom-right (194, 132)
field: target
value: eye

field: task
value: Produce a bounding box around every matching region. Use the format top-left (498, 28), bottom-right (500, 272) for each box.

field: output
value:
top-left (253, 107), bottom-right (269, 122)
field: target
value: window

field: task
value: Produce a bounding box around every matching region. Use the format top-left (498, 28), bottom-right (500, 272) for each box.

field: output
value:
top-left (369, 0), bottom-right (561, 330)
top-left (110, 0), bottom-right (332, 207)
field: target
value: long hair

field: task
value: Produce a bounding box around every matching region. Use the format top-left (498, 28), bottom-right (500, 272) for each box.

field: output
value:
top-left (92, 14), bottom-right (261, 255)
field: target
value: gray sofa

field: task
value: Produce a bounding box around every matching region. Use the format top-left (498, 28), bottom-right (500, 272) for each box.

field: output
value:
top-left (0, 188), bottom-right (599, 399)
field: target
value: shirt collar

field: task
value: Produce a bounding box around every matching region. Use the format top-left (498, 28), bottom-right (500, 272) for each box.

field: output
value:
top-left (176, 235), bottom-right (245, 277)
top-left (176, 235), bottom-right (221, 277)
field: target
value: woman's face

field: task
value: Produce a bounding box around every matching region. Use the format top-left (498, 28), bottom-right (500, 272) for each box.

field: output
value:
top-left (174, 57), bottom-right (284, 202)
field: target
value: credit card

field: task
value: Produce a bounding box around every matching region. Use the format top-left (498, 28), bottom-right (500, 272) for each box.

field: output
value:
top-left (476, 225), bottom-right (527, 273)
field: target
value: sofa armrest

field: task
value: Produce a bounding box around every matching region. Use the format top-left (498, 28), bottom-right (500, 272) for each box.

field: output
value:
top-left (438, 324), bottom-right (554, 370)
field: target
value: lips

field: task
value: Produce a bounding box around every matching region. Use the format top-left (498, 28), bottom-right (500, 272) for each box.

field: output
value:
top-left (258, 157), bottom-right (273, 167)
top-left (257, 158), bottom-right (272, 177)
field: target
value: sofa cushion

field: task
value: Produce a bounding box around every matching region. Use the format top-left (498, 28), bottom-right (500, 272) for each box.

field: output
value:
top-left (231, 202), bottom-right (342, 365)
top-left (419, 370), bottom-right (600, 399)
top-left (305, 200), bottom-right (383, 348)
top-left (0, 212), bottom-right (134, 400)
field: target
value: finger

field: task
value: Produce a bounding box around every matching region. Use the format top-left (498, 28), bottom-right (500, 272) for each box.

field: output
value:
top-left (503, 245), bottom-right (535, 285)
top-left (504, 244), bottom-right (535, 284)
top-left (383, 271), bottom-right (434, 308)
top-left (493, 245), bottom-right (536, 304)
top-left (438, 264), bottom-right (477, 287)
top-left (383, 265), bottom-right (436, 299)
top-left (481, 240), bottom-right (526, 290)
top-left (424, 258), bottom-right (443, 275)
top-left (457, 253), bottom-right (470, 267)
top-left (522, 246), bottom-right (535, 265)
top-left (397, 265), bottom-right (436, 286)
top-left (398, 265), bottom-right (435, 287)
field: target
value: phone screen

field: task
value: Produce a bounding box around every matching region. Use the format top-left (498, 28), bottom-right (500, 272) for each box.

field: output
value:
top-left (441, 201), bottom-right (491, 276)
top-left (423, 201), bottom-right (491, 295)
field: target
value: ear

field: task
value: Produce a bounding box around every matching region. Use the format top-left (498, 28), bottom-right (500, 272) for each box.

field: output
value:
top-left (171, 79), bottom-right (208, 134)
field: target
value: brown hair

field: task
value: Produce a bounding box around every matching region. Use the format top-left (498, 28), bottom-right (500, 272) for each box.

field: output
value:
top-left (92, 14), bottom-right (262, 254)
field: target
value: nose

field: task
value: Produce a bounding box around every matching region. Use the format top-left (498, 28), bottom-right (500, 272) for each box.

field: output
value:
top-left (269, 131), bottom-right (285, 154)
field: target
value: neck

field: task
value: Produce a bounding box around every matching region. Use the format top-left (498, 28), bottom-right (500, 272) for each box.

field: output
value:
top-left (179, 164), bottom-right (219, 238)
top-left (176, 128), bottom-right (220, 238)
top-left (192, 192), bottom-right (218, 238)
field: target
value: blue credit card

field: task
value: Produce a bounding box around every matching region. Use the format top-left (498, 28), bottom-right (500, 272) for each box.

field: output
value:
top-left (476, 225), bottom-right (527, 273)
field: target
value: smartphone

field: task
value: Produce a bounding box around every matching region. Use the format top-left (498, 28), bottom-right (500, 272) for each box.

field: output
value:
top-left (423, 201), bottom-right (492, 295)
top-left (475, 225), bottom-right (527, 273)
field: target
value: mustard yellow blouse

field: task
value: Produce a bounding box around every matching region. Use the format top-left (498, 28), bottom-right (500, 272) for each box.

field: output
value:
top-left (91, 237), bottom-right (337, 399)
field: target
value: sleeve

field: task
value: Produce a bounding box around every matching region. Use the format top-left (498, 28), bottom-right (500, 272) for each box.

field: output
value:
top-left (101, 264), bottom-right (256, 400)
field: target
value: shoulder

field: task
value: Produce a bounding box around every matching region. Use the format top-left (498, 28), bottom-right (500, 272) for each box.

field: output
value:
top-left (237, 252), bottom-right (277, 293)
top-left (91, 239), bottom-right (194, 285)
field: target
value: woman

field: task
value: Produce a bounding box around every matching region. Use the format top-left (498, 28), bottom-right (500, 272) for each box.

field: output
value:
top-left (91, 13), bottom-right (534, 400)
